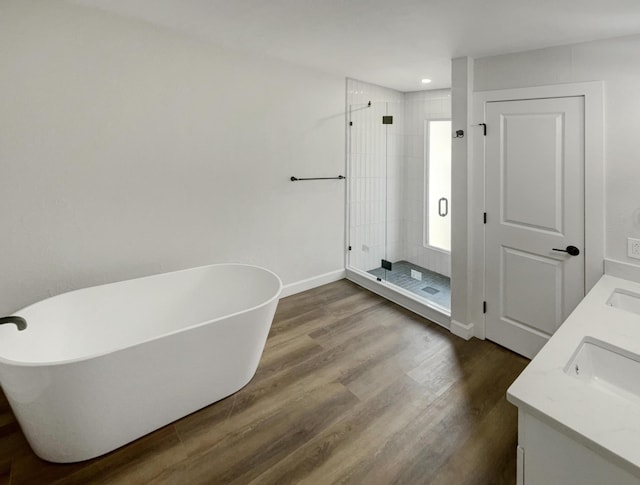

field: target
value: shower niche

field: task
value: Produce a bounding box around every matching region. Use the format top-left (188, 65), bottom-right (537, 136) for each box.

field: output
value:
top-left (346, 79), bottom-right (451, 324)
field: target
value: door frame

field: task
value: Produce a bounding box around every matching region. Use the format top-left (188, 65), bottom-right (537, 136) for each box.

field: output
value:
top-left (470, 81), bottom-right (604, 340)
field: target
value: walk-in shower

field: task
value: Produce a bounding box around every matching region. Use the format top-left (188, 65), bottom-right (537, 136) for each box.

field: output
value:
top-left (345, 79), bottom-right (451, 325)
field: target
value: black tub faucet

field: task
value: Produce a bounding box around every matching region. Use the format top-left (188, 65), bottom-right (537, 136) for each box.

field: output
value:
top-left (0, 316), bottom-right (27, 331)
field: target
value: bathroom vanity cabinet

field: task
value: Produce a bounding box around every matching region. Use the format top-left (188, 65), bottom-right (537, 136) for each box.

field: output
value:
top-left (515, 411), bottom-right (639, 485)
top-left (507, 270), bottom-right (640, 485)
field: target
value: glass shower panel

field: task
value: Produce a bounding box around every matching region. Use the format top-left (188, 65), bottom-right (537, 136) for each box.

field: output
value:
top-left (348, 101), bottom-right (389, 282)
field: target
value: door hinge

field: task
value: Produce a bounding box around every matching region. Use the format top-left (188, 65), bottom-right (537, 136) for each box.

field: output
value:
top-left (483, 301), bottom-right (487, 314)
top-left (483, 212), bottom-right (487, 224)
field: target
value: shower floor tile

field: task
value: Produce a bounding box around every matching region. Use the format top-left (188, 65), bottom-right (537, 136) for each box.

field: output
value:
top-left (368, 260), bottom-right (450, 311)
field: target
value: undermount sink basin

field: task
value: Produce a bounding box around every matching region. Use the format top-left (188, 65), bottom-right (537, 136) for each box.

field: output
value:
top-left (607, 288), bottom-right (640, 315)
top-left (564, 337), bottom-right (640, 404)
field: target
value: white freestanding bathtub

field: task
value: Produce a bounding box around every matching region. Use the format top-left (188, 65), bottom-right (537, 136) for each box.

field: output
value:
top-left (0, 263), bottom-right (282, 463)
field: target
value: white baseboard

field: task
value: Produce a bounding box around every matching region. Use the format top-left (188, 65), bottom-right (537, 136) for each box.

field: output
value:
top-left (280, 269), bottom-right (346, 298)
top-left (450, 319), bottom-right (475, 341)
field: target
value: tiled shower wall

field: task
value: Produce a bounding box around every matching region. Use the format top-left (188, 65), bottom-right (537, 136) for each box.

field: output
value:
top-left (404, 89), bottom-right (452, 277)
top-left (347, 79), bottom-right (405, 272)
top-left (347, 79), bottom-right (451, 277)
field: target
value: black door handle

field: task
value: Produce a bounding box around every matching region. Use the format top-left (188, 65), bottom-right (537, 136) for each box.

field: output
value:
top-left (552, 245), bottom-right (580, 256)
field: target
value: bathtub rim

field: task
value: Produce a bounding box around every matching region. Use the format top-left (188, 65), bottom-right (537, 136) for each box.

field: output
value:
top-left (0, 263), bottom-right (282, 368)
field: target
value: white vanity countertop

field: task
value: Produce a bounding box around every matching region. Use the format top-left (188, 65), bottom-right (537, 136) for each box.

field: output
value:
top-left (507, 274), bottom-right (640, 475)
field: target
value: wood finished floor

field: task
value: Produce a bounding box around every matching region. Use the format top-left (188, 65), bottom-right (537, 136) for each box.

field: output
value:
top-left (0, 279), bottom-right (528, 485)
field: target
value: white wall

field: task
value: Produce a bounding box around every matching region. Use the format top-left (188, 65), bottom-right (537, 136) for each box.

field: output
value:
top-left (474, 34), bottom-right (640, 266)
top-left (0, 0), bottom-right (345, 315)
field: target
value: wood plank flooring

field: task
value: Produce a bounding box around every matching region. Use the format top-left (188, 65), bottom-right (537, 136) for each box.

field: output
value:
top-left (0, 279), bottom-right (529, 484)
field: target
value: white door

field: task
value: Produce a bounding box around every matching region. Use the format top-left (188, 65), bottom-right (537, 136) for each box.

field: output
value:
top-left (485, 96), bottom-right (585, 359)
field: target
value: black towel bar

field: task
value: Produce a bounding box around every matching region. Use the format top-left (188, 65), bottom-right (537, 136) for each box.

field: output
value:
top-left (290, 175), bottom-right (345, 181)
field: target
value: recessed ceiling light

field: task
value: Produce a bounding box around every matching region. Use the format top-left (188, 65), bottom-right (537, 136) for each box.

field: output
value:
top-left (421, 78), bottom-right (432, 84)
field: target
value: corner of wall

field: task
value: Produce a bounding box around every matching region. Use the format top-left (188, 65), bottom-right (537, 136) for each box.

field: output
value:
top-left (450, 319), bottom-right (475, 341)
top-left (450, 57), bottom-right (477, 335)
top-left (281, 269), bottom-right (346, 298)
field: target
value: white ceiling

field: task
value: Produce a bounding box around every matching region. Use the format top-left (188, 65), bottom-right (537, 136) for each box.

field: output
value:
top-left (70, 0), bottom-right (640, 92)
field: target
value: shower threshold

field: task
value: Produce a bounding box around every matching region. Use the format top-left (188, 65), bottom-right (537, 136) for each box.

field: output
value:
top-left (368, 260), bottom-right (450, 311)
